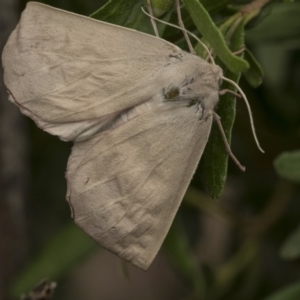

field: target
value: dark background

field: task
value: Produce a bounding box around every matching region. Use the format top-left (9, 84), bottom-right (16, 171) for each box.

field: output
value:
top-left (1, 0), bottom-right (300, 299)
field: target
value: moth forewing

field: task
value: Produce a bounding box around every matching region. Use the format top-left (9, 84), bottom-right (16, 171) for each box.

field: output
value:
top-left (2, 2), bottom-right (180, 141)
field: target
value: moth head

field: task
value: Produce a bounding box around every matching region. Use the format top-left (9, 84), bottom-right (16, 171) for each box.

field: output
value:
top-left (190, 62), bottom-right (223, 94)
top-left (174, 62), bottom-right (223, 102)
top-left (209, 64), bottom-right (223, 88)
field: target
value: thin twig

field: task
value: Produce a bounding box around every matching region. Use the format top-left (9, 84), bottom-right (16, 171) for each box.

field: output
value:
top-left (241, 0), bottom-right (271, 14)
top-left (175, 0), bottom-right (195, 54)
top-left (147, 0), bottom-right (159, 37)
top-left (141, 7), bottom-right (215, 64)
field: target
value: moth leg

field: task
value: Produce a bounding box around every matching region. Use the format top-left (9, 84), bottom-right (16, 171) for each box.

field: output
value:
top-left (147, 0), bottom-right (159, 37)
top-left (196, 102), bottom-right (204, 116)
top-left (175, 0), bottom-right (195, 54)
top-left (219, 89), bottom-right (241, 98)
top-left (213, 112), bottom-right (246, 172)
top-left (233, 47), bottom-right (246, 56)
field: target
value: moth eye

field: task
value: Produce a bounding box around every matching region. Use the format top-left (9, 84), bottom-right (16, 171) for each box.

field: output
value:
top-left (218, 78), bottom-right (223, 86)
top-left (165, 88), bottom-right (180, 100)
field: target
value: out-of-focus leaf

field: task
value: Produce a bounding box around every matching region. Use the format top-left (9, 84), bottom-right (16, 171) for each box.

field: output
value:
top-left (253, 44), bottom-right (291, 91)
top-left (274, 150), bottom-right (300, 183)
top-left (184, 186), bottom-right (237, 224)
top-left (280, 225), bottom-right (300, 260)
top-left (263, 281), bottom-right (300, 300)
top-left (243, 48), bottom-right (264, 88)
top-left (215, 240), bottom-right (258, 294)
top-left (182, 0), bottom-right (249, 73)
top-left (164, 217), bottom-right (206, 298)
top-left (246, 3), bottom-right (300, 43)
top-left (11, 223), bottom-right (96, 298)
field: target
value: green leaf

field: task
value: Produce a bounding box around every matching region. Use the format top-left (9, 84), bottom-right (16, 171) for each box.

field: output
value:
top-left (215, 240), bottom-right (258, 291)
top-left (188, 10), bottom-right (261, 199)
top-left (199, 11), bottom-right (262, 198)
top-left (150, 0), bottom-right (174, 17)
top-left (274, 150), bottom-right (300, 183)
top-left (280, 225), bottom-right (300, 260)
top-left (11, 223), bottom-right (96, 298)
top-left (200, 0), bottom-right (231, 12)
top-left (90, 0), bottom-right (153, 33)
top-left (263, 281), bottom-right (300, 300)
top-left (90, 0), bottom-right (172, 35)
top-left (243, 48), bottom-right (264, 88)
top-left (200, 70), bottom-right (240, 199)
top-left (199, 17), bottom-right (246, 199)
top-left (182, 0), bottom-right (249, 73)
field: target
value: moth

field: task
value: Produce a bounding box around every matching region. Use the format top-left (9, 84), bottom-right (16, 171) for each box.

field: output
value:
top-left (1, 1), bottom-right (261, 270)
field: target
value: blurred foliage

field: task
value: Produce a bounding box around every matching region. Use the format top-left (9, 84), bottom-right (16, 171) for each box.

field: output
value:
top-left (274, 150), bottom-right (300, 183)
top-left (262, 281), bottom-right (300, 300)
top-left (12, 223), bottom-right (96, 298)
top-left (6, 0), bottom-right (300, 299)
top-left (280, 224), bottom-right (300, 260)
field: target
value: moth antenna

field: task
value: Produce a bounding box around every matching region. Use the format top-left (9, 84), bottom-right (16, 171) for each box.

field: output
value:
top-left (175, 0), bottom-right (195, 54)
top-left (213, 112), bottom-right (245, 171)
top-left (221, 76), bottom-right (265, 153)
top-left (141, 7), bottom-right (215, 64)
top-left (147, 0), bottom-right (159, 37)
top-left (205, 48), bottom-right (214, 61)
